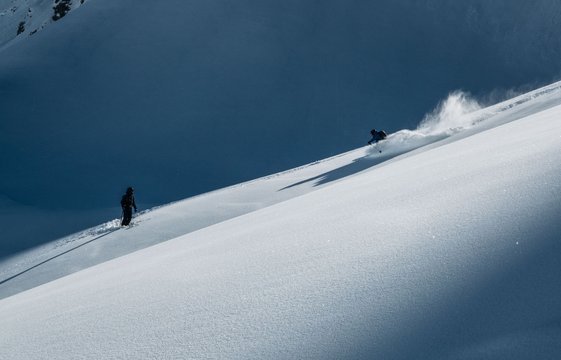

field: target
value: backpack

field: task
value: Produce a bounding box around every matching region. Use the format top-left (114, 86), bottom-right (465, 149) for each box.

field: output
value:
top-left (378, 130), bottom-right (387, 139)
top-left (121, 194), bottom-right (133, 208)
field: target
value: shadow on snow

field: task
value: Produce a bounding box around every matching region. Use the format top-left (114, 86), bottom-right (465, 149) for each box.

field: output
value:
top-left (280, 147), bottom-right (393, 191)
top-left (0, 227), bottom-right (121, 287)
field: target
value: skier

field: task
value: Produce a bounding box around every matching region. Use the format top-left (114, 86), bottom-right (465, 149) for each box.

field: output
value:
top-left (120, 187), bottom-right (137, 226)
top-left (368, 128), bottom-right (387, 145)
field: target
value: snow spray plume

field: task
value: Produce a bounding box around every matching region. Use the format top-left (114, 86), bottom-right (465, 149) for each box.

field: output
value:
top-left (371, 82), bottom-right (561, 158)
top-left (417, 91), bottom-right (482, 135)
top-left (367, 91), bottom-right (482, 157)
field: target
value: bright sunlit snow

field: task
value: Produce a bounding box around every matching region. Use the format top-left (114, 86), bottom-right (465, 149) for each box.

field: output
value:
top-left (1, 81), bottom-right (561, 359)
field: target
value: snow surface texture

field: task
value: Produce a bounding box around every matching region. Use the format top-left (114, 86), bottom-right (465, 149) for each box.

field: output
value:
top-left (2, 81), bottom-right (560, 300)
top-left (3, 0), bottom-right (561, 259)
top-left (1, 82), bottom-right (561, 359)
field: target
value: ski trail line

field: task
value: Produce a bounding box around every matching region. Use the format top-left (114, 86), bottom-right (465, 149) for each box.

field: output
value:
top-left (0, 228), bottom-right (121, 287)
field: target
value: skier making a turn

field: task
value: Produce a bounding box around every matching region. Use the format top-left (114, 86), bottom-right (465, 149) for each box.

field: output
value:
top-left (120, 187), bottom-right (137, 226)
top-left (368, 128), bottom-right (387, 145)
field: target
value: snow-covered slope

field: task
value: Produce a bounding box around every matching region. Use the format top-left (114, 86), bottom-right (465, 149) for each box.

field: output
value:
top-left (0, 0), bottom-right (86, 49)
top-left (2, 81), bottom-right (560, 300)
top-left (3, 0), bottom-right (561, 260)
top-left (1, 82), bottom-right (561, 359)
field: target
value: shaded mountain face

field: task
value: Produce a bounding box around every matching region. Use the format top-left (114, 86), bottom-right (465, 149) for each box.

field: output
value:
top-left (0, 0), bottom-right (88, 48)
top-left (0, 0), bottom-right (561, 253)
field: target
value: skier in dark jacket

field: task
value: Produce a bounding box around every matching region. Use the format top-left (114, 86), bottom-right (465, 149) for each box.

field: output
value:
top-left (120, 187), bottom-right (137, 226)
top-left (368, 128), bottom-right (387, 145)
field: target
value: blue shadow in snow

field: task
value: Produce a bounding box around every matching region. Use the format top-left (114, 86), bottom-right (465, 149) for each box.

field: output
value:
top-left (0, 227), bottom-right (120, 287)
top-left (280, 147), bottom-right (392, 191)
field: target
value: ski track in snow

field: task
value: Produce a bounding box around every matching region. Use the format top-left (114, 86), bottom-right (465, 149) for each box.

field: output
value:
top-left (1, 81), bottom-right (561, 359)
top-left (1, 83), bottom-right (561, 359)
top-left (1, 80), bottom-right (561, 299)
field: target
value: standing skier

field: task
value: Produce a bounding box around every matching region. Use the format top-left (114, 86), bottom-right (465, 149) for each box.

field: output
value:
top-left (368, 128), bottom-right (387, 145)
top-left (120, 187), bottom-right (137, 226)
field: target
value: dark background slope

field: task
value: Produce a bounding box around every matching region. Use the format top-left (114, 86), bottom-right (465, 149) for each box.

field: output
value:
top-left (1, 0), bottom-right (560, 256)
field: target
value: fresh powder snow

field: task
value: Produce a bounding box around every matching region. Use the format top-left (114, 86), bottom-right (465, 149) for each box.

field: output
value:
top-left (1, 81), bottom-right (561, 359)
